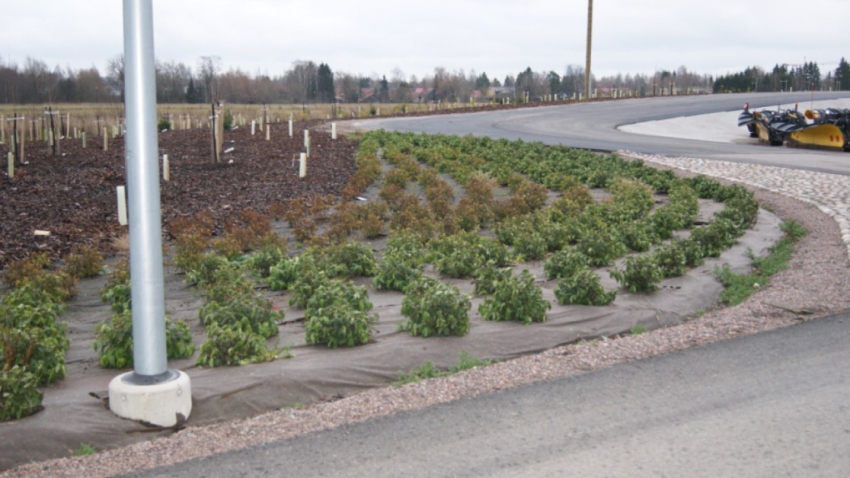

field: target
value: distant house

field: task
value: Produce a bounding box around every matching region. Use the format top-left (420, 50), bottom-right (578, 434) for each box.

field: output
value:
top-left (412, 87), bottom-right (433, 103)
top-left (359, 88), bottom-right (377, 103)
top-left (485, 86), bottom-right (515, 100)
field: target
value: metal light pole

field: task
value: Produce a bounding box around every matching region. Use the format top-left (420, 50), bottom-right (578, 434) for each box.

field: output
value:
top-left (109, 0), bottom-right (191, 427)
top-left (123, 0), bottom-right (167, 380)
top-left (584, 0), bottom-right (593, 102)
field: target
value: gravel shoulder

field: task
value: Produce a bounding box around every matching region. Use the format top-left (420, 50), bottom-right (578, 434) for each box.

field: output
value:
top-left (2, 160), bottom-right (848, 478)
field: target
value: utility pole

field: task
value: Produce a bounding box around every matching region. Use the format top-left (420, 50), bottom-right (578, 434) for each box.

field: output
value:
top-left (584, 0), bottom-right (593, 102)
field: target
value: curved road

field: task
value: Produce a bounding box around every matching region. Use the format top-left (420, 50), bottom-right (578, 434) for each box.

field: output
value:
top-left (356, 92), bottom-right (850, 175)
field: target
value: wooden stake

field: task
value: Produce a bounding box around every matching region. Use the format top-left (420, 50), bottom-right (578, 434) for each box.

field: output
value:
top-left (304, 130), bottom-right (310, 158)
top-left (299, 152), bottom-right (306, 178)
top-left (288, 117), bottom-right (293, 137)
top-left (251, 120), bottom-right (255, 136)
top-left (163, 154), bottom-right (170, 181)
top-left (331, 123), bottom-right (337, 140)
top-left (82, 132), bottom-right (86, 149)
top-left (265, 124), bottom-right (270, 141)
top-left (103, 128), bottom-right (108, 151)
top-left (7, 152), bottom-right (13, 179)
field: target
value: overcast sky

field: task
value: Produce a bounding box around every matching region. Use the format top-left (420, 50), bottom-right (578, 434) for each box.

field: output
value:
top-left (1, 0), bottom-right (848, 81)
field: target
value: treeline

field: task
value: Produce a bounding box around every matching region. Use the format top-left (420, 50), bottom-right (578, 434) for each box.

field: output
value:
top-left (713, 59), bottom-right (850, 93)
top-left (1, 53), bottom-right (846, 105)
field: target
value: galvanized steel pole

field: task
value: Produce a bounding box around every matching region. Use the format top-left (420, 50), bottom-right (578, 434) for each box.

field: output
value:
top-left (584, 0), bottom-right (593, 102)
top-left (123, 0), bottom-right (167, 379)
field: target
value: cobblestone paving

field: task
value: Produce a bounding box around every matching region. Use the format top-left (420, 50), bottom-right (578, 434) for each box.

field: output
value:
top-left (623, 152), bottom-right (850, 260)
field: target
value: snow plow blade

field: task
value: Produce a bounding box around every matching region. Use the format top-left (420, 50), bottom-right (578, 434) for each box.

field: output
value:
top-left (788, 124), bottom-right (847, 151)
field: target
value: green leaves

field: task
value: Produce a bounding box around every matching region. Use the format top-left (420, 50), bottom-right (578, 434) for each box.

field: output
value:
top-left (400, 278), bottom-right (471, 337)
top-left (93, 311), bottom-right (196, 369)
top-left (555, 268), bottom-right (616, 306)
top-left (0, 366), bottom-right (42, 421)
top-left (610, 255), bottom-right (665, 293)
top-left (479, 270), bottom-right (551, 324)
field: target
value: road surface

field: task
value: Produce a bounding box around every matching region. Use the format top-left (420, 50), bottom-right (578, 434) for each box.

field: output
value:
top-left (123, 312), bottom-right (850, 478)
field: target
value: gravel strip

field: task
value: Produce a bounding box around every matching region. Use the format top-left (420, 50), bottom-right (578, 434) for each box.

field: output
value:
top-left (4, 156), bottom-right (850, 478)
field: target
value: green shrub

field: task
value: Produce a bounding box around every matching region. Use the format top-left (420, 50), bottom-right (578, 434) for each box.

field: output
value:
top-left (689, 218), bottom-right (740, 258)
top-left (479, 270), bottom-right (551, 324)
top-left (321, 241), bottom-right (378, 277)
top-left (0, 366), bottom-right (42, 421)
top-left (289, 268), bottom-right (331, 309)
top-left (473, 262), bottom-right (512, 295)
top-left (610, 255), bottom-right (665, 292)
top-left (306, 280), bottom-right (373, 315)
top-left (620, 222), bottom-right (658, 252)
top-left (268, 255), bottom-right (316, 291)
top-left (373, 257), bottom-right (422, 292)
top-left (101, 281), bottom-right (131, 313)
top-left (544, 249), bottom-right (590, 279)
top-left (186, 253), bottom-right (231, 286)
top-left (196, 323), bottom-right (276, 367)
top-left (157, 116), bottom-right (172, 131)
top-left (245, 244), bottom-right (287, 279)
top-left (64, 245), bottom-right (103, 279)
top-left (0, 324), bottom-right (68, 386)
top-left (555, 268), bottom-right (616, 306)
top-left (93, 311), bottom-right (196, 369)
top-left (198, 295), bottom-right (281, 339)
top-left (431, 236), bottom-right (480, 278)
top-left (400, 278), bottom-right (471, 337)
top-left (202, 264), bottom-right (254, 304)
top-left (512, 231), bottom-right (547, 261)
top-left (1, 287), bottom-right (69, 385)
top-left (689, 175), bottom-right (723, 199)
top-left (575, 231), bottom-right (626, 267)
top-left (474, 237), bottom-right (512, 267)
top-left (652, 243), bottom-right (688, 278)
top-left (305, 304), bottom-right (376, 348)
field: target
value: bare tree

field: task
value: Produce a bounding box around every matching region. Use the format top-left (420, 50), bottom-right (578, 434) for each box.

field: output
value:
top-left (198, 56), bottom-right (221, 103)
top-left (106, 55), bottom-right (125, 102)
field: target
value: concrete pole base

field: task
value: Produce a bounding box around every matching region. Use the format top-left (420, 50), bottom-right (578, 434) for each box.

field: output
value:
top-left (109, 369), bottom-right (191, 427)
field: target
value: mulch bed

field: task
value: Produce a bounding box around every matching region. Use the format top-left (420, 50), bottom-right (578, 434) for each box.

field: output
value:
top-left (0, 120), bottom-right (358, 269)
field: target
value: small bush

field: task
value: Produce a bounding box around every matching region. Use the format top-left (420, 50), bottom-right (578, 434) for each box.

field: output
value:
top-left (288, 268), bottom-right (331, 309)
top-left (64, 245), bottom-right (103, 279)
top-left (196, 323), bottom-right (276, 367)
top-left (544, 249), bottom-right (590, 279)
top-left (93, 311), bottom-right (196, 369)
top-left (0, 366), bottom-right (42, 421)
top-left (479, 270), bottom-right (550, 324)
top-left (555, 268), bottom-right (616, 306)
top-left (306, 280), bottom-right (373, 315)
top-left (373, 257), bottom-right (422, 292)
top-left (610, 255), bottom-right (664, 293)
top-left (512, 231), bottom-right (547, 261)
top-left (305, 304), bottom-right (376, 348)
top-left (400, 278), bottom-right (471, 337)
top-left (575, 231), bottom-right (626, 267)
top-left (652, 243), bottom-right (689, 278)
top-left (321, 241), bottom-right (378, 277)
top-left (245, 244), bottom-right (288, 279)
top-left (473, 261), bottom-right (512, 296)
top-left (198, 295), bottom-right (281, 339)
top-left (157, 117), bottom-right (172, 131)
top-left (267, 255), bottom-right (317, 291)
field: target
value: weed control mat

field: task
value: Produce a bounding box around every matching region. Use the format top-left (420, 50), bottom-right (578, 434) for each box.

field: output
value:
top-left (0, 205), bottom-right (782, 471)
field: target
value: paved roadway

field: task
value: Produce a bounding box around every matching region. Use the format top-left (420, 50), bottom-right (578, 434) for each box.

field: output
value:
top-left (121, 94), bottom-right (850, 477)
top-left (125, 312), bottom-right (850, 478)
top-left (356, 91), bottom-right (850, 175)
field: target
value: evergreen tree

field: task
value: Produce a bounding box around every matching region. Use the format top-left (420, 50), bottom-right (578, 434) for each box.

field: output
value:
top-left (379, 75), bottom-right (390, 102)
top-left (475, 72), bottom-right (491, 90)
top-left (316, 63), bottom-right (335, 103)
top-left (835, 58), bottom-right (850, 90)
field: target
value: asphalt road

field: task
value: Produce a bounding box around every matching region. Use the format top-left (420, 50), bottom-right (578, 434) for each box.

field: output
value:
top-left (125, 312), bottom-right (850, 478)
top-left (357, 91), bottom-right (850, 175)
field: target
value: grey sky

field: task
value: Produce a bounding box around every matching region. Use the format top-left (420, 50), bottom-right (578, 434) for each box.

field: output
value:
top-left (1, 0), bottom-right (848, 81)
